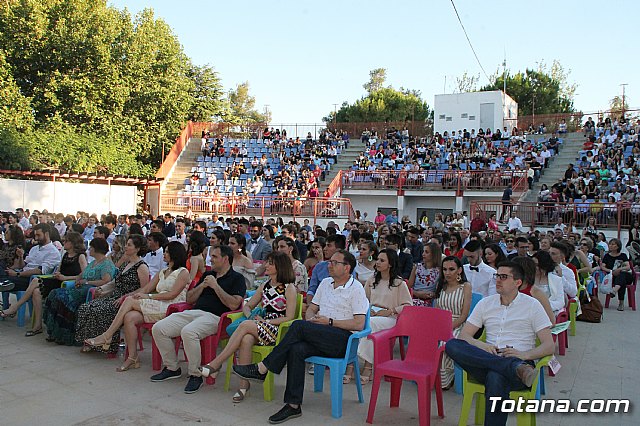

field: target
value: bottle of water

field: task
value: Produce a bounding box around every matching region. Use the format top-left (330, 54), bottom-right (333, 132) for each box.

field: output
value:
top-left (118, 339), bottom-right (126, 360)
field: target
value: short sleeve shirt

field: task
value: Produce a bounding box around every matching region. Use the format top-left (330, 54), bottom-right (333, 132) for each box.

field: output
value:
top-left (312, 277), bottom-right (369, 321)
top-left (193, 269), bottom-right (246, 316)
top-left (467, 292), bottom-right (551, 352)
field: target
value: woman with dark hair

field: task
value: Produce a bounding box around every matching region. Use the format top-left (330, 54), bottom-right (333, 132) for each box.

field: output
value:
top-left (1, 232), bottom-right (87, 336)
top-left (262, 224), bottom-right (275, 245)
top-left (354, 248), bottom-right (412, 385)
top-left (229, 233), bottom-right (256, 289)
top-left (205, 229), bottom-right (226, 269)
top-left (348, 229), bottom-right (360, 256)
top-left (187, 231), bottom-right (206, 284)
top-left (0, 225), bottom-right (24, 270)
top-left (76, 234), bottom-right (150, 353)
top-left (532, 250), bottom-right (565, 315)
top-left (127, 223), bottom-right (144, 236)
top-left (483, 243), bottom-right (507, 269)
top-left (43, 238), bottom-right (117, 345)
top-left (275, 237), bottom-right (308, 293)
top-left (434, 255), bottom-right (471, 389)
top-left (601, 238), bottom-right (633, 311)
top-left (444, 232), bottom-right (464, 259)
top-left (354, 240), bottom-right (378, 284)
top-left (408, 242), bottom-right (442, 306)
top-left (84, 241), bottom-right (189, 370)
top-left (199, 251), bottom-right (297, 402)
top-left (304, 237), bottom-right (325, 276)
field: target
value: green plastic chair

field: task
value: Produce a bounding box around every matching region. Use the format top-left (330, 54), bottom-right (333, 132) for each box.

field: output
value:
top-left (458, 355), bottom-right (551, 426)
top-left (223, 293), bottom-right (303, 401)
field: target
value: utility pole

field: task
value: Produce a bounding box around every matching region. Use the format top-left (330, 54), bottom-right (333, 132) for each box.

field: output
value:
top-left (620, 83), bottom-right (628, 118)
top-left (264, 105), bottom-right (270, 125)
top-left (333, 103), bottom-right (338, 126)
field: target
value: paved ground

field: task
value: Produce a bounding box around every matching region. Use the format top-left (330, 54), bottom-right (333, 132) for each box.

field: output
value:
top-left (0, 294), bottom-right (637, 426)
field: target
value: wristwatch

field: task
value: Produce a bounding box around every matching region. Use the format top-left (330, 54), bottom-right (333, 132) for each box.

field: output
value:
top-left (16, 271), bottom-right (20, 277)
top-left (329, 318), bottom-right (334, 326)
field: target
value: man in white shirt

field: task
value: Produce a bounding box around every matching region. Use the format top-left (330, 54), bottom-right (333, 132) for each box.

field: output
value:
top-left (446, 261), bottom-right (554, 426)
top-left (463, 240), bottom-right (497, 297)
top-left (16, 208), bottom-right (30, 231)
top-left (0, 223), bottom-right (61, 292)
top-left (169, 218), bottom-right (187, 247)
top-left (54, 213), bottom-right (67, 236)
top-left (233, 250), bottom-right (369, 424)
top-left (144, 232), bottom-right (169, 279)
top-left (506, 211), bottom-right (523, 233)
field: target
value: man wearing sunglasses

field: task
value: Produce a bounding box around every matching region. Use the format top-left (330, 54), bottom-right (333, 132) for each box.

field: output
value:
top-left (445, 261), bottom-right (554, 426)
top-left (232, 249), bottom-right (368, 424)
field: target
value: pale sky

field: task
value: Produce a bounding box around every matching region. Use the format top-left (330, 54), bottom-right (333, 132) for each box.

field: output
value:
top-left (110, 0), bottom-right (638, 124)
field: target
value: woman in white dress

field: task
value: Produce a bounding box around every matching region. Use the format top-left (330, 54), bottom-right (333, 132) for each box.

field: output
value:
top-left (354, 240), bottom-right (378, 284)
top-left (229, 233), bottom-right (256, 289)
top-left (84, 241), bottom-right (190, 371)
top-left (348, 248), bottom-right (412, 385)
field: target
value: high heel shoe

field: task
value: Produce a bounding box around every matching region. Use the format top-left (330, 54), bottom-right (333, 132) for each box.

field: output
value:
top-left (116, 356), bottom-right (140, 372)
top-left (199, 363), bottom-right (222, 378)
top-left (84, 335), bottom-right (111, 351)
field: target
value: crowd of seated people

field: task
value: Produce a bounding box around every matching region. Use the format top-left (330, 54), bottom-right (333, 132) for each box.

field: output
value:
top-left (185, 130), bottom-right (344, 205)
top-left (0, 203), bottom-right (633, 425)
top-left (536, 117), bottom-right (640, 226)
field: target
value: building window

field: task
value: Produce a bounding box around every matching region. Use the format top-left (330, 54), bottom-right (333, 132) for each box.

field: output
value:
top-left (461, 113), bottom-right (468, 118)
top-left (469, 115), bottom-right (476, 120)
top-left (439, 114), bottom-right (446, 120)
top-left (446, 117), bottom-right (452, 121)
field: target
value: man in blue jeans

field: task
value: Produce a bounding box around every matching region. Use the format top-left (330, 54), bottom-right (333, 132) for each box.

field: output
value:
top-left (233, 249), bottom-right (369, 424)
top-left (445, 261), bottom-right (554, 426)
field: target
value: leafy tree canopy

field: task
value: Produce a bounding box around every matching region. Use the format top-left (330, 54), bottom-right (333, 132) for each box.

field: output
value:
top-left (326, 68), bottom-right (432, 123)
top-left (0, 0), bottom-right (226, 176)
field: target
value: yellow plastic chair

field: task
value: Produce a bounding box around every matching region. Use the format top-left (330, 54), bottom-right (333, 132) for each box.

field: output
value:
top-left (568, 280), bottom-right (586, 336)
top-left (224, 293), bottom-right (303, 401)
top-left (458, 355), bottom-right (551, 426)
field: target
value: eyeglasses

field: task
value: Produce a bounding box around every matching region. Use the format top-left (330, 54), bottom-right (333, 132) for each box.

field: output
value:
top-left (506, 240), bottom-right (514, 243)
top-left (328, 260), bottom-right (349, 266)
top-left (493, 273), bottom-right (514, 281)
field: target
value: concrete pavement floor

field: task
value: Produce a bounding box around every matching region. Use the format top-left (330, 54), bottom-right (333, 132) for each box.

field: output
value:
top-left (0, 295), bottom-right (638, 426)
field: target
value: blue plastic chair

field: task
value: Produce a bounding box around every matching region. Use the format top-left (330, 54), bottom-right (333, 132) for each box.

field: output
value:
top-left (305, 309), bottom-right (371, 419)
top-left (454, 292), bottom-right (484, 394)
top-left (1, 291), bottom-right (33, 327)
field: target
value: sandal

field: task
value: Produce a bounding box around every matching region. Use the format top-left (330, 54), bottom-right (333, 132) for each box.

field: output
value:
top-left (84, 335), bottom-right (111, 351)
top-left (199, 363), bottom-right (222, 378)
top-left (80, 345), bottom-right (93, 353)
top-left (343, 365), bottom-right (354, 384)
top-left (360, 366), bottom-right (373, 386)
top-left (116, 356), bottom-right (140, 372)
top-left (0, 309), bottom-right (16, 319)
top-left (232, 385), bottom-right (250, 403)
top-left (25, 328), bottom-right (43, 337)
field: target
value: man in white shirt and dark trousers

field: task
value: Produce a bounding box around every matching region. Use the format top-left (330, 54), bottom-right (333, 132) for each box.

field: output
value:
top-left (144, 232), bottom-right (169, 279)
top-left (445, 261), bottom-right (554, 426)
top-left (462, 240), bottom-right (497, 297)
top-left (233, 249), bottom-right (369, 424)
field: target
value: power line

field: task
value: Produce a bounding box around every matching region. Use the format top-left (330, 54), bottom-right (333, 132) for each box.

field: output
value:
top-left (449, 0), bottom-right (491, 83)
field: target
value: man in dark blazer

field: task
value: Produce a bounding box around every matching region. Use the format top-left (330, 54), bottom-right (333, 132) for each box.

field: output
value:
top-left (247, 221), bottom-right (272, 261)
top-left (385, 233), bottom-right (414, 280)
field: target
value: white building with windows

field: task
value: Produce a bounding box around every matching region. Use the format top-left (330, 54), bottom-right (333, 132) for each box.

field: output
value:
top-left (434, 90), bottom-right (518, 135)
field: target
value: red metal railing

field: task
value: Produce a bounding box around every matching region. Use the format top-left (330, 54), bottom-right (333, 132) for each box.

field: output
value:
top-left (469, 200), bottom-right (636, 237)
top-left (341, 170), bottom-right (527, 194)
top-left (326, 171), bottom-right (344, 198)
top-left (161, 195), bottom-right (354, 224)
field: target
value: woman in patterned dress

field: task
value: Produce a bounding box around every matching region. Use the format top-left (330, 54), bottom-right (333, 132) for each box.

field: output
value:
top-left (75, 234), bottom-right (150, 353)
top-left (274, 237), bottom-right (308, 294)
top-left (408, 242), bottom-right (442, 306)
top-left (434, 256), bottom-right (472, 389)
top-left (83, 242), bottom-right (189, 371)
top-left (199, 251), bottom-right (297, 402)
top-left (43, 238), bottom-right (117, 345)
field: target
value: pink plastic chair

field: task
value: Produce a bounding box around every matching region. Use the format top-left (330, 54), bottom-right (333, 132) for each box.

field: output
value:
top-left (553, 310), bottom-right (569, 357)
top-left (604, 263), bottom-right (637, 311)
top-left (366, 306), bottom-right (453, 426)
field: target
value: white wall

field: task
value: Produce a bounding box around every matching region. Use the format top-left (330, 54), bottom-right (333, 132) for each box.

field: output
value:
top-left (0, 178), bottom-right (137, 215)
top-left (434, 90), bottom-right (517, 135)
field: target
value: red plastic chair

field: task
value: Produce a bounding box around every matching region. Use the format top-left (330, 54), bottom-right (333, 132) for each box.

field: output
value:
top-left (604, 263), bottom-right (637, 311)
top-left (366, 306), bottom-right (453, 426)
top-left (552, 310), bottom-right (569, 357)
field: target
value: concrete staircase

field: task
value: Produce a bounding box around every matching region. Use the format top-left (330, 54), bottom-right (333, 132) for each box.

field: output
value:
top-left (519, 132), bottom-right (586, 203)
top-left (320, 139), bottom-right (367, 190)
top-left (162, 137), bottom-right (203, 194)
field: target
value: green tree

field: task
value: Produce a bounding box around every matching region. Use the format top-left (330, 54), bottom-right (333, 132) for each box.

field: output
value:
top-left (226, 81), bottom-right (268, 125)
top-left (0, 52), bottom-right (33, 130)
top-left (186, 64), bottom-right (225, 122)
top-left (609, 95), bottom-right (630, 117)
top-left (363, 68), bottom-right (387, 94)
top-left (455, 71), bottom-right (480, 93)
top-left (480, 60), bottom-right (576, 115)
